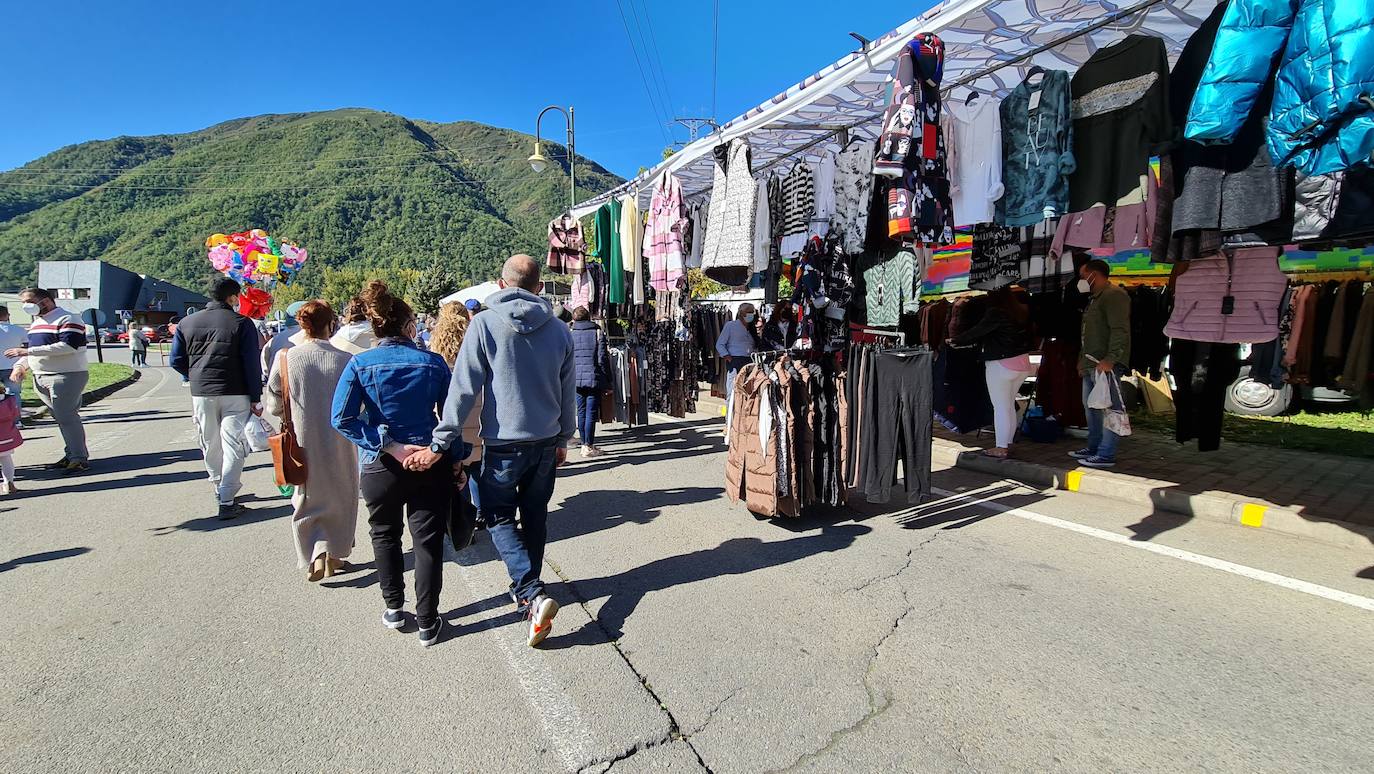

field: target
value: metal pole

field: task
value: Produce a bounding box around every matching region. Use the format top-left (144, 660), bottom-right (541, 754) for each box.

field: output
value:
top-left (568, 106), bottom-right (576, 209)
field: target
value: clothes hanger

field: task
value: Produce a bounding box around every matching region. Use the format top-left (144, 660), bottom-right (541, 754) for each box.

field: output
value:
top-left (966, 89), bottom-right (981, 106)
top-left (1025, 65), bottom-right (1046, 86)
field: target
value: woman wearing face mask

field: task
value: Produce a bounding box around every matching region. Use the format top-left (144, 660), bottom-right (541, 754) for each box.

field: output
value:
top-left (331, 281), bottom-right (454, 647)
top-left (264, 300), bottom-right (359, 583)
top-left (715, 303), bottom-right (759, 408)
top-left (761, 302), bottom-right (798, 351)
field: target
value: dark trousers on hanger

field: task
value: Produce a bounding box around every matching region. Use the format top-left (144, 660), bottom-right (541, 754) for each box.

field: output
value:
top-left (1171, 339), bottom-right (1242, 452)
top-left (861, 349), bottom-right (933, 504)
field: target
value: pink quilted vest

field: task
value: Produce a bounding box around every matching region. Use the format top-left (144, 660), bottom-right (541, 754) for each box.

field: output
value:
top-left (1165, 247), bottom-right (1287, 344)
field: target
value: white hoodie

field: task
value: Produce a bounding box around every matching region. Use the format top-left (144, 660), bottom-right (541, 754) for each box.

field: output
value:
top-left (329, 321), bottom-right (376, 356)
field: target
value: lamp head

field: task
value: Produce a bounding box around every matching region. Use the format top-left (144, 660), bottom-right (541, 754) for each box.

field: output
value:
top-left (528, 142), bottom-right (550, 174)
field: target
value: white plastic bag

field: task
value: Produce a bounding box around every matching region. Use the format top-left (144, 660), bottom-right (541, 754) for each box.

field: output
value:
top-left (1086, 372), bottom-right (1114, 410)
top-left (244, 415), bottom-right (273, 453)
top-left (1104, 409), bottom-right (1133, 437)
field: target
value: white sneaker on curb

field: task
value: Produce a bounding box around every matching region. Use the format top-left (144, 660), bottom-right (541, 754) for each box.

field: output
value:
top-left (526, 594), bottom-right (559, 647)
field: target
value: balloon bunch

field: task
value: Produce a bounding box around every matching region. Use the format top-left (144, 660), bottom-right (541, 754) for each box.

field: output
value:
top-left (205, 229), bottom-right (309, 319)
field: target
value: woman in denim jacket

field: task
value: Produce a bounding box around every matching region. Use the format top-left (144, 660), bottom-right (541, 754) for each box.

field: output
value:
top-left (331, 280), bottom-right (454, 647)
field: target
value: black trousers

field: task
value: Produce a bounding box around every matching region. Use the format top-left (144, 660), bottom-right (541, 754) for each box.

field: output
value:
top-left (861, 349), bottom-right (933, 504)
top-left (361, 455), bottom-right (453, 628)
top-left (1171, 339), bottom-right (1242, 452)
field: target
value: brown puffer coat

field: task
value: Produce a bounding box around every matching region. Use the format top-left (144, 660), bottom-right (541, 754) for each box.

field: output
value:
top-left (723, 365), bottom-right (778, 516)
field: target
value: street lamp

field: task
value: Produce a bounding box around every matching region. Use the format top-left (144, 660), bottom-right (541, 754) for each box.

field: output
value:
top-left (530, 105), bottom-right (575, 209)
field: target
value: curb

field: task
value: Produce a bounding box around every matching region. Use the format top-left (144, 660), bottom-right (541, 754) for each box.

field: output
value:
top-left (931, 439), bottom-right (1374, 552)
top-left (24, 368), bottom-right (142, 421)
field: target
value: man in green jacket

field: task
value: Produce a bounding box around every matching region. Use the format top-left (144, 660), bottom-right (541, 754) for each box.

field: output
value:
top-left (1071, 259), bottom-right (1131, 468)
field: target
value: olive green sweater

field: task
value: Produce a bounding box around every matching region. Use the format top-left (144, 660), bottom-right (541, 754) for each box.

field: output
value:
top-left (1080, 283), bottom-right (1132, 373)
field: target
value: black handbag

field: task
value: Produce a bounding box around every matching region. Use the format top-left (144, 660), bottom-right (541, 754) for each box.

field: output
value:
top-left (447, 482), bottom-right (478, 551)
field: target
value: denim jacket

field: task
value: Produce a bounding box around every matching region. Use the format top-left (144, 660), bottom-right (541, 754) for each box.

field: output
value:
top-left (330, 338), bottom-right (450, 463)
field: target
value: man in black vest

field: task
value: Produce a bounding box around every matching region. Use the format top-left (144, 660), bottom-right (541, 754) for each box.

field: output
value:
top-left (171, 277), bottom-right (264, 518)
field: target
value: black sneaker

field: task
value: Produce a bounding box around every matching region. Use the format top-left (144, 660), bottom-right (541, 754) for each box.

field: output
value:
top-left (382, 608), bottom-right (406, 630)
top-left (526, 594), bottom-right (559, 647)
top-left (47, 457), bottom-right (70, 470)
top-left (63, 460), bottom-right (91, 475)
top-left (216, 502), bottom-right (247, 520)
top-left (418, 618), bottom-right (443, 647)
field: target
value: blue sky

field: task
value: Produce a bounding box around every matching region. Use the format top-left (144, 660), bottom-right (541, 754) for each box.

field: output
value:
top-left (1, 0), bottom-right (928, 184)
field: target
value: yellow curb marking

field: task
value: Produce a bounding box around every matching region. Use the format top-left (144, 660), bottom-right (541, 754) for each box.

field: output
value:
top-left (1240, 504), bottom-right (1267, 528)
top-left (1065, 470), bottom-right (1083, 492)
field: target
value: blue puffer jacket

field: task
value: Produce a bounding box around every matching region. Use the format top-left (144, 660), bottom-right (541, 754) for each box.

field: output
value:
top-left (570, 320), bottom-right (610, 390)
top-left (1184, 0), bottom-right (1374, 176)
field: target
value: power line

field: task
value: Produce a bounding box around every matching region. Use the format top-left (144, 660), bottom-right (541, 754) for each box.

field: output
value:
top-left (712, 0), bottom-right (721, 122)
top-left (0, 178), bottom-right (497, 192)
top-left (613, 0), bottom-right (673, 146)
top-left (628, 0), bottom-right (678, 130)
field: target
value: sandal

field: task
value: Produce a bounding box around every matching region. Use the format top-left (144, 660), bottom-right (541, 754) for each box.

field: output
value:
top-left (306, 556), bottom-right (328, 583)
top-left (980, 448), bottom-right (1010, 459)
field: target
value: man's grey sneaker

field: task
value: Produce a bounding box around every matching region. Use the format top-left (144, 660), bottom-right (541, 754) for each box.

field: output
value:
top-left (216, 502), bottom-right (247, 520)
top-left (418, 618), bottom-right (443, 647)
top-left (1068, 448), bottom-right (1096, 460)
top-left (1080, 455), bottom-right (1116, 469)
top-left (383, 608), bottom-right (406, 630)
top-left (526, 594), bottom-right (559, 647)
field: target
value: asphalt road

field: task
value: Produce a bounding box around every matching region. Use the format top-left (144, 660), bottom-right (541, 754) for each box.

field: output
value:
top-left (3, 364), bottom-right (1372, 773)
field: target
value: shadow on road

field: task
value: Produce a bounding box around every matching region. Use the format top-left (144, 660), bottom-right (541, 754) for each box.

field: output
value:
top-left (545, 523), bottom-right (871, 646)
top-left (550, 486), bottom-right (720, 543)
top-left (80, 409), bottom-right (180, 425)
top-left (0, 546), bottom-right (92, 573)
top-left (148, 503), bottom-right (292, 535)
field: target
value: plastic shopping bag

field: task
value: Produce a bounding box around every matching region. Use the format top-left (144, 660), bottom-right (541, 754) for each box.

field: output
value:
top-left (1086, 372), bottom-right (1114, 410)
top-left (244, 415), bottom-right (273, 453)
top-left (1104, 409), bottom-right (1133, 437)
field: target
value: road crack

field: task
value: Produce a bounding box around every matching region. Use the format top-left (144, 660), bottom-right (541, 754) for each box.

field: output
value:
top-left (547, 558), bottom-right (715, 774)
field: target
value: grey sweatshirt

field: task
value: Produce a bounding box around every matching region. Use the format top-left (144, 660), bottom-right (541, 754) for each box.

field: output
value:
top-left (432, 287), bottom-right (576, 451)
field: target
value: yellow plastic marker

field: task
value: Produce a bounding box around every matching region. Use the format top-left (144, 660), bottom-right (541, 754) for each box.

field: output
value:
top-left (1065, 470), bottom-right (1083, 492)
top-left (1239, 504), bottom-right (1266, 528)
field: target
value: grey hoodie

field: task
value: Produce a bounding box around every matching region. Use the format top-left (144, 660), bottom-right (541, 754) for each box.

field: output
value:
top-left (432, 287), bottom-right (576, 451)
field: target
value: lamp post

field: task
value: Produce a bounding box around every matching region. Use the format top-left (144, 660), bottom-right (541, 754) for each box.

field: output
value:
top-left (529, 105), bottom-right (575, 209)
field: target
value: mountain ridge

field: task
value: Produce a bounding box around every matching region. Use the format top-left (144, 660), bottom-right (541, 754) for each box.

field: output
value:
top-left (0, 108), bottom-right (621, 293)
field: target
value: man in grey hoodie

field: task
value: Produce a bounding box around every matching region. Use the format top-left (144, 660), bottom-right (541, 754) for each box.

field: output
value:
top-left (410, 254), bottom-right (576, 647)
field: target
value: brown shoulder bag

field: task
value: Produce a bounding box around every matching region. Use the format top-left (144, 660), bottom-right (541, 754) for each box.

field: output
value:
top-left (268, 352), bottom-right (308, 486)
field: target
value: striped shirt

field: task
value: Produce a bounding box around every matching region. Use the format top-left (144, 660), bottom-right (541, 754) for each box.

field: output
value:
top-left (781, 161), bottom-right (815, 236)
top-left (26, 306), bottom-right (89, 374)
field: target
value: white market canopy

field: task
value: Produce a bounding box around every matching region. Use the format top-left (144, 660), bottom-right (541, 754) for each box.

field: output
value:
top-left (573, 0), bottom-right (1214, 217)
top-left (440, 281), bottom-right (502, 307)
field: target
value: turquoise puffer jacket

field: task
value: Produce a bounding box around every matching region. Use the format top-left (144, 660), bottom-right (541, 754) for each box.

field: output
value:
top-left (1184, 0), bottom-right (1374, 176)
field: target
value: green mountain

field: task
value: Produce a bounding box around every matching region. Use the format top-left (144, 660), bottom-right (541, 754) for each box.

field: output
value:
top-left (0, 109), bottom-right (621, 295)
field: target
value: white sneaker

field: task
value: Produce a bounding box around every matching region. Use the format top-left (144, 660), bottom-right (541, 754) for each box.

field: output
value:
top-left (526, 594), bottom-right (559, 647)
top-left (581, 446), bottom-right (603, 458)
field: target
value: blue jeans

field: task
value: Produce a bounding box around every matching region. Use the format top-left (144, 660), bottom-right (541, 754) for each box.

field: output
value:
top-left (1081, 370), bottom-right (1125, 461)
top-left (478, 437), bottom-right (560, 603)
top-left (575, 388), bottom-right (600, 447)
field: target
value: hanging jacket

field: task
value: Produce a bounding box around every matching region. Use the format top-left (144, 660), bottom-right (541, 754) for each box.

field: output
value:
top-left (642, 172), bottom-right (687, 292)
top-left (1164, 247), bottom-right (1288, 344)
top-left (547, 214), bottom-right (586, 275)
top-left (1185, 0), bottom-right (1374, 176)
top-left (701, 139), bottom-right (757, 285)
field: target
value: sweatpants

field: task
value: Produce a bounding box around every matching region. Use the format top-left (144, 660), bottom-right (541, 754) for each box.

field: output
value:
top-left (361, 455), bottom-right (451, 629)
top-left (984, 359), bottom-right (1031, 448)
top-left (191, 394), bottom-right (251, 504)
top-left (34, 371), bottom-right (89, 463)
top-left (861, 349), bottom-right (933, 504)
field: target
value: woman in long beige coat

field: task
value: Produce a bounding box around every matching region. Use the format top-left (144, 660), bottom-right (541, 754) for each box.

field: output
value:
top-left (264, 300), bottom-right (360, 582)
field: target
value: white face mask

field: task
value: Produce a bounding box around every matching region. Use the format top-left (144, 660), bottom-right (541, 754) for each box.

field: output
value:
top-left (21, 303), bottom-right (41, 316)
top-left (1076, 278), bottom-right (1092, 294)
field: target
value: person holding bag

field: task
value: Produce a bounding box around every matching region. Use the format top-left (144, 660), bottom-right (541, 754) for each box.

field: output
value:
top-left (331, 281), bottom-right (453, 648)
top-left (570, 306), bottom-right (611, 457)
top-left (264, 300), bottom-right (358, 583)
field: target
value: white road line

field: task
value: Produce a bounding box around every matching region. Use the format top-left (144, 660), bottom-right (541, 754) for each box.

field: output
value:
top-left (446, 546), bottom-right (596, 770)
top-left (930, 486), bottom-right (1374, 613)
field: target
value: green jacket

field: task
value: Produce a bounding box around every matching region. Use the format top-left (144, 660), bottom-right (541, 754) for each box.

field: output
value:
top-left (1080, 283), bottom-right (1131, 373)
